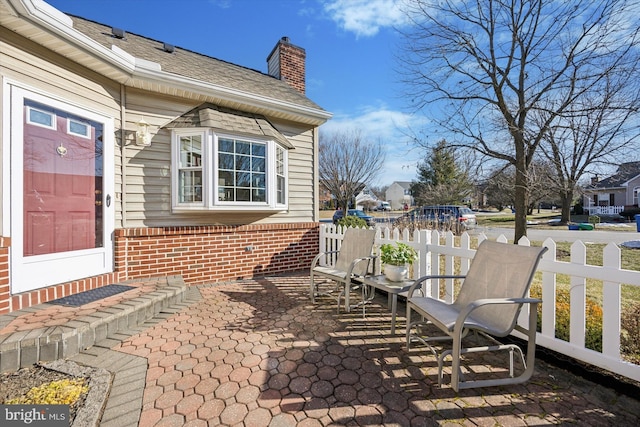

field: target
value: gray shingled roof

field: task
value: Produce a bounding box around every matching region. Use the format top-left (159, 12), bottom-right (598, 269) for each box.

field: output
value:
top-left (167, 103), bottom-right (294, 149)
top-left (69, 15), bottom-right (323, 112)
top-left (394, 181), bottom-right (413, 189)
top-left (589, 161), bottom-right (640, 189)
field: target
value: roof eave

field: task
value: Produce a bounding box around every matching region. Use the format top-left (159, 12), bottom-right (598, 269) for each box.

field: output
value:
top-left (130, 62), bottom-right (331, 125)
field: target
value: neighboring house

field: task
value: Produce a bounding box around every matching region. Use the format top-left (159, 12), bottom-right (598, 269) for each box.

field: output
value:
top-left (582, 162), bottom-right (640, 214)
top-left (0, 0), bottom-right (331, 314)
top-left (386, 181), bottom-right (413, 210)
top-left (319, 180), bottom-right (368, 210)
top-left (355, 186), bottom-right (378, 210)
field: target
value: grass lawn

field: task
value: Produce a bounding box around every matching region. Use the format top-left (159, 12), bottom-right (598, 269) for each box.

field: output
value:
top-left (476, 210), bottom-right (637, 232)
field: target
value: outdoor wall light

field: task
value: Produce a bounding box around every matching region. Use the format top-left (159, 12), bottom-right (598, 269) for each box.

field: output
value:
top-left (135, 117), bottom-right (152, 146)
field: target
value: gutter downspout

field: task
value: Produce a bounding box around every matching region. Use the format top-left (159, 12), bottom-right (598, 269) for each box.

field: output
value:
top-left (119, 84), bottom-right (128, 277)
top-left (120, 84), bottom-right (127, 228)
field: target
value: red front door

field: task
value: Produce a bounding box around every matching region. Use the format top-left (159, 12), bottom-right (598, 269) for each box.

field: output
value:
top-left (23, 101), bottom-right (99, 256)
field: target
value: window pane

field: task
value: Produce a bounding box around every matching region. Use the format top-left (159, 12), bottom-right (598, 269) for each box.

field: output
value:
top-left (252, 144), bottom-right (265, 157)
top-left (28, 108), bottom-right (54, 128)
top-left (219, 138), bottom-right (234, 153)
top-left (219, 187), bottom-right (233, 201)
top-left (179, 170), bottom-right (202, 202)
top-left (236, 171), bottom-right (251, 187)
top-left (277, 176), bottom-right (285, 204)
top-left (236, 141), bottom-right (251, 154)
top-left (235, 154), bottom-right (251, 171)
top-left (252, 189), bottom-right (266, 202)
top-left (276, 146), bottom-right (286, 205)
top-left (236, 189), bottom-right (251, 201)
top-left (180, 136), bottom-right (202, 167)
top-left (177, 134), bottom-right (203, 205)
top-left (219, 153), bottom-right (234, 170)
top-left (69, 120), bottom-right (89, 137)
top-left (218, 170), bottom-right (234, 186)
top-left (253, 173), bottom-right (265, 187)
top-left (252, 157), bottom-right (265, 172)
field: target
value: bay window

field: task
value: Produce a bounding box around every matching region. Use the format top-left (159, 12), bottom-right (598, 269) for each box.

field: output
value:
top-left (172, 129), bottom-right (287, 211)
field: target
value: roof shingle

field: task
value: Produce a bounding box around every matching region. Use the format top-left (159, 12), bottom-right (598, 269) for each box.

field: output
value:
top-left (589, 161), bottom-right (640, 189)
top-left (68, 15), bottom-right (323, 112)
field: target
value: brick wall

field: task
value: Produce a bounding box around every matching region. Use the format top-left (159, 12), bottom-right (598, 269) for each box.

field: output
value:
top-left (0, 223), bottom-right (319, 314)
top-left (278, 42), bottom-right (306, 94)
top-left (0, 237), bottom-right (10, 314)
top-left (268, 37), bottom-right (306, 95)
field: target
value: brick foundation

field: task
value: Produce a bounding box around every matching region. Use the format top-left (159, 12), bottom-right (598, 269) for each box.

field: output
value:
top-left (0, 223), bottom-right (319, 314)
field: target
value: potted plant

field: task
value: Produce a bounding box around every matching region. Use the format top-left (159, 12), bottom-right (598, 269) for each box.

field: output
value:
top-left (379, 242), bottom-right (418, 281)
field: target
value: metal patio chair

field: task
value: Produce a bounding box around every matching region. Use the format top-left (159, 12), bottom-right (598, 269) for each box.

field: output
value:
top-left (406, 240), bottom-right (548, 391)
top-left (310, 227), bottom-right (376, 313)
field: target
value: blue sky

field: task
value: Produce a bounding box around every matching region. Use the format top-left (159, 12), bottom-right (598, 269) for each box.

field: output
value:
top-left (45, 0), bottom-right (426, 187)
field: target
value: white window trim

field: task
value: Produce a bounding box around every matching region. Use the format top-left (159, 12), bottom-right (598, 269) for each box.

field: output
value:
top-left (171, 129), bottom-right (288, 212)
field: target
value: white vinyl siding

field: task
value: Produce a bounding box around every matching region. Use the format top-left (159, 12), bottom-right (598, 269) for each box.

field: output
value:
top-left (0, 30), bottom-right (122, 233)
top-left (0, 32), bottom-right (318, 229)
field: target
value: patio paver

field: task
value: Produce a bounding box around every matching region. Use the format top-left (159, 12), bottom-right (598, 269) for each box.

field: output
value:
top-left (1, 273), bottom-right (639, 426)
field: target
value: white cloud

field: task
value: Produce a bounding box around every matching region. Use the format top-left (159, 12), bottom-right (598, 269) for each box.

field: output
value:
top-left (209, 0), bottom-right (231, 9)
top-left (320, 105), bottom-right (427, 185)
top-left (322, 0), bottom-right (409, 38)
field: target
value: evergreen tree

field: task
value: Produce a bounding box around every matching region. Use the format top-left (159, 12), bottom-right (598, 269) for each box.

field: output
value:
top-left (411, 140), bottom-right (472, 206)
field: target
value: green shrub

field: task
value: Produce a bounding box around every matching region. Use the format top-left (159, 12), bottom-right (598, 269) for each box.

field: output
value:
top-left (530, 286), bottom-right (603, 352)
top-left (620, 206), bottom-right (640, 221)
top-left (573, 203), bottom-right (584, 215)
top-left (337, 216), bottom-right (368, 228)
top-left (621, 301), bottom-right (640, 364)
top-left (393, 217), bottom-right (463, 235)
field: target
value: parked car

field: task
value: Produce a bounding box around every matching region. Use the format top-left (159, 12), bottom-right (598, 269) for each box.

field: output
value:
top-left (394, 205), bottom-right (477, 229)
top-left (374, 202), bottom-right (391, 211)
top-left (332, 209), bottom-right (376, 226)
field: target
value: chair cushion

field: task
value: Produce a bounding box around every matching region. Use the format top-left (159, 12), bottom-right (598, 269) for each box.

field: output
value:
top-left (312, 266), bottom-right (348, 280)
top-left (409, 296), bottom-right (492, 335)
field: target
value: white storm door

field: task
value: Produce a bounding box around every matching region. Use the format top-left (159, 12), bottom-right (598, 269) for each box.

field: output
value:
top-left (9, 87), bottom-right (114, 293)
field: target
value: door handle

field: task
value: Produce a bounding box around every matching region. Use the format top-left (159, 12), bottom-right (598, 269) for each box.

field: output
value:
top-left (106, 194), bottom-right (111, 207)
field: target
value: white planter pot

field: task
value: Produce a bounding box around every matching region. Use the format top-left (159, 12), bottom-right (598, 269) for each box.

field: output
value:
top-left (384, 264), bottom-right (408, 282)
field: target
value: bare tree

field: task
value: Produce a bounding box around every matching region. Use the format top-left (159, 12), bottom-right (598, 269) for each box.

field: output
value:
top-left (484, 161), bottom-right (559, 213)
top-left (399, 0), bottom-right (640, 242)
top-left (368, 184), bottom-right (389, 201)
top-left (538, 72), bottom-right (640, 223)
top-left (319, 130), bottom-right (385, 213)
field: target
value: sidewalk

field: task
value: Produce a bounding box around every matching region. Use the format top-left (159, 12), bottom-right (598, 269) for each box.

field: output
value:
top-left (2, 273), bottom-right (640, 426)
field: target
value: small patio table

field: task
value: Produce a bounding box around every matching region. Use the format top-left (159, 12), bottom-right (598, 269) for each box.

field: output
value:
top-left (356, 274), bottom-right (417, 335)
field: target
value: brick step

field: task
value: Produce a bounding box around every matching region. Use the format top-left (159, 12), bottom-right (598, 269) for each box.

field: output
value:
top-left (0, 276), bottom-right (189, 372)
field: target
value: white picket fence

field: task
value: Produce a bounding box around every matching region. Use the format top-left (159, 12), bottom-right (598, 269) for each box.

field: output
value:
top-left (584, 205), bottom-right (625, 215)
top-left (319, 224), bottom-right (640, 383)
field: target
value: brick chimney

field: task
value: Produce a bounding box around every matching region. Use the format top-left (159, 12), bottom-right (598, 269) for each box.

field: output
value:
top-left (267, 36), bottom-right (306, 94)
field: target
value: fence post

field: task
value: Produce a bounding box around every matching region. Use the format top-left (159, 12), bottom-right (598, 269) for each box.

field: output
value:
top-left (541, 238), bottom-right (557, 338)
top-left (570, 241), bottom-right (587, 349)
top-left (602, 243), bottom-right (622, 359)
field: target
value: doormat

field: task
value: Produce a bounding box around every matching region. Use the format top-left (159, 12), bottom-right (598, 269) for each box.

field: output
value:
top-left (48, 284), bottom-right (135, 307)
